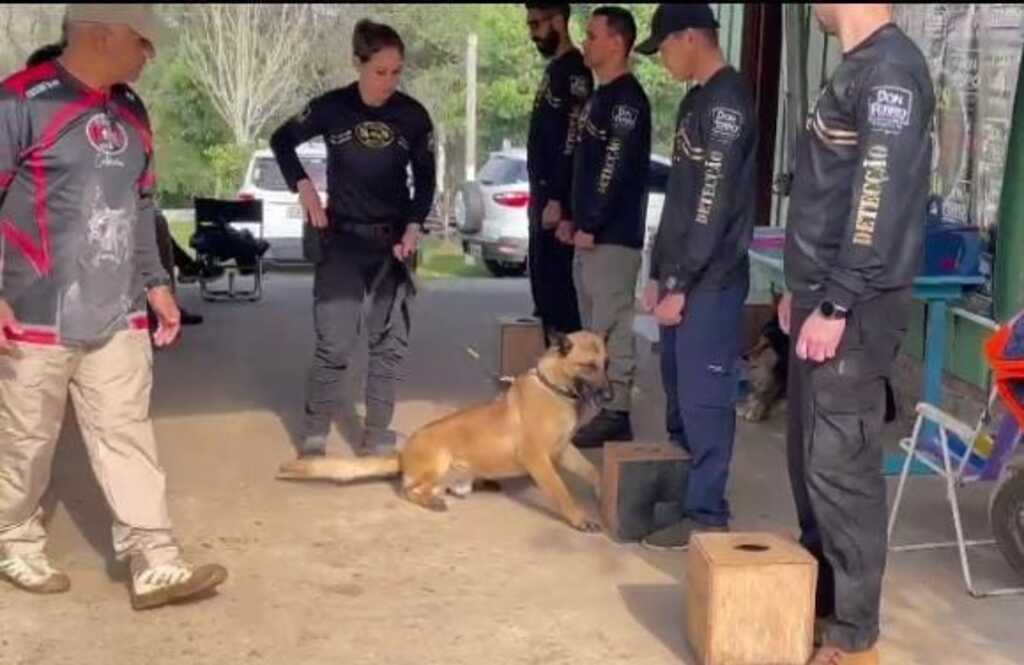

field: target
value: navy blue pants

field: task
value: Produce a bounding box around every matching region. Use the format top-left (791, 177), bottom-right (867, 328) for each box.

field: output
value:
top-left (659, 280), bottom-right (747, 527)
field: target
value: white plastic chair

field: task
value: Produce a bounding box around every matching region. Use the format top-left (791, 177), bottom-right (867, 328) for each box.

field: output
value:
top-left (887, 388), bottom-right (1024, 598)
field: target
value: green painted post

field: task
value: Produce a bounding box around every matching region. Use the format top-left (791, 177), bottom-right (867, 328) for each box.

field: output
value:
top-left (994, 55), bottom-right (1024, 323)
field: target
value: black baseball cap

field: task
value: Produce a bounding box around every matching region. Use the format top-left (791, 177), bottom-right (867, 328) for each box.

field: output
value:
top-left (635, 3), bottom-right (720, 55)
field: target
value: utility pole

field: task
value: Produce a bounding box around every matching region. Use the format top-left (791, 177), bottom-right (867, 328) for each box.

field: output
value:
top-left (465, 33), bottom-right (478, 183)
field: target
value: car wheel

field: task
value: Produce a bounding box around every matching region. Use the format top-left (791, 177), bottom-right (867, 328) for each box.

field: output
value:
top-left (485, 259), bottom-right (527, 278)
top-left (456, 183), bottom-right (485, 234)
top-left (991, 454), bottom-right (1024, 579)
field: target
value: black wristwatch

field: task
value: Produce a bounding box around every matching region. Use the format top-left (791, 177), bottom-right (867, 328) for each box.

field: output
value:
top-left (818, 300), bottom-right (850, 320)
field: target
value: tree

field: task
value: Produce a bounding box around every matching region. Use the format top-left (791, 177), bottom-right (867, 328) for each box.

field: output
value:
top-left (179, 4), bottom-right (317, 146)
top-left (0, 4), bottom-right (64, 74)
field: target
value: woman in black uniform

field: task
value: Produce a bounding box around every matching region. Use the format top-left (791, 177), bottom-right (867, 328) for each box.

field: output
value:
top-left (271, 19), bottom-right (436, 458)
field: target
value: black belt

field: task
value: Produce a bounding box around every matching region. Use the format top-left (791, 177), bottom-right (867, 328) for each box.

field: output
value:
top-left (334, 222), bottom-right (396, 241)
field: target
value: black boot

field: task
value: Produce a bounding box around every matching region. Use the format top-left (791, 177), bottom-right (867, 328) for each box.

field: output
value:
top-left (181, 309), bottom-right (204, 326)
top-left (572, 409), bottom-right (633, 448)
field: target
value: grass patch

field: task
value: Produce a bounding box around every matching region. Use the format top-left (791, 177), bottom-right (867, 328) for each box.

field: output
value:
top-left (169, 221), bottom-right (194, 257)
top-left (168, 222), bottom-right (490, 280)
top-left (417, 235), bottom-right (490, 279)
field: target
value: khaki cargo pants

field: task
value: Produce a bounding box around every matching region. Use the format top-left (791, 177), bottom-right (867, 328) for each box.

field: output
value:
top-left (0, 329), bottom-right (180, 566)
top-left (573, 244), bottom-right (642, 412)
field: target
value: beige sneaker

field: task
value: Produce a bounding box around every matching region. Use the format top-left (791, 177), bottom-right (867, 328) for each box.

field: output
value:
top-left (0, 552), bottom-right (71, 594)
top-left (129, 558), bottom-right (227, 610)
top-left (808, 645), bottom-right (879, 665)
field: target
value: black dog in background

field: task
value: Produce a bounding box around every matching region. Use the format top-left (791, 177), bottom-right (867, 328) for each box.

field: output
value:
top-left (740, 316), bottom-right (896, 423)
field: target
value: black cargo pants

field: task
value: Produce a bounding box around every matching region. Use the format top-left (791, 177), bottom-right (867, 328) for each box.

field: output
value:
top-left (787, 288), bottom-right (911, 652)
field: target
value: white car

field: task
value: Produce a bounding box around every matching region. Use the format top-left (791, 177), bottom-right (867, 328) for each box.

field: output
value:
top-left (455, 148), bottom-right (670, 281)
top-left (237, 140), bottom-right (328, 263)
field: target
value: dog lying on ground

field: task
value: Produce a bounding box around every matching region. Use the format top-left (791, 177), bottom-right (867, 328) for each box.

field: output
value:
top-left (276, 330), bottom-right (611, 532)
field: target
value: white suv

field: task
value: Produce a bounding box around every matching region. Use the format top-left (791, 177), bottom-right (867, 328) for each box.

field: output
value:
top-left (237, 140), bottom-right (328, 263)
top-left (455, 149), bottom-right (670, 280)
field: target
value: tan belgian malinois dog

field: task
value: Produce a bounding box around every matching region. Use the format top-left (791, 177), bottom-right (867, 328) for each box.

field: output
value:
top-left (276, 330), bottom-right (610, 532)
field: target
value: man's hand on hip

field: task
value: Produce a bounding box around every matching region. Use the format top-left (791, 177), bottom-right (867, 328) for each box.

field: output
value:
top-left (0, 299), bottom-right (24, 353)
top-left (147, 286), bottom-right (181, 347)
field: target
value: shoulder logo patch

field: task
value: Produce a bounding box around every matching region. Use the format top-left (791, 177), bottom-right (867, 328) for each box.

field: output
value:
top-left (612, 104), bottom-right (638, 131)
top-left (867, 85), bottom-right (912, 134)
top-left (710, 106), bottom-right (742, 141)
top-left (570, 75), bottom-right (590, 99)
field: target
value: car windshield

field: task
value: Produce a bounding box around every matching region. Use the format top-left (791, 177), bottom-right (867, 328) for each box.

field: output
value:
top-left (251, 156), bottom-right (327, 192)
top-left (478, 155), bottom-right (528, 185)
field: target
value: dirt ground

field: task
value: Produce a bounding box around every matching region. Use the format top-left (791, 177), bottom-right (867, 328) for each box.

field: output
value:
top-left (2, 271), bottom-right (1023, 665)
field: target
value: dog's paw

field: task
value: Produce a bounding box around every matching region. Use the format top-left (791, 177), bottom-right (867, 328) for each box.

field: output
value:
top-left (446, 480), bottom-right (473, 498)
top-left (426, 496), bottom-right (449, 512)
top-left (574, 517), bottom-right (603, 534)
top-left (275, 459), bottom-right (309, 480)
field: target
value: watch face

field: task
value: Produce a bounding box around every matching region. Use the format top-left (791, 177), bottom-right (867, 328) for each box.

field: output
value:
top-left (821, 301), bottom-right (835, 317)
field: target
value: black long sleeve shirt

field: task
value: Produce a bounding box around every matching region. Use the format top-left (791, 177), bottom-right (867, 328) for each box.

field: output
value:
top-left (650, 66), bottom-right (756, 294)
top-left (527, 48), bottom-right (592, 215)
top-left (571, 72), bottom-right (651, 249)
top-left (784, 23), bottom-right (935, 310)
top-left (270, 83), bottom-right (436, 231)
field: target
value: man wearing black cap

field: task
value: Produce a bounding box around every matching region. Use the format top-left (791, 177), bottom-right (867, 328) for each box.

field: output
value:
top-left (568, 6), bottom-right (651, 445)
top-left (633, 4), bottom-right (756, 550)
top-left (780, 4), bottom-right (934, 664)
top-left (524, 3), bottom-right (592, 344)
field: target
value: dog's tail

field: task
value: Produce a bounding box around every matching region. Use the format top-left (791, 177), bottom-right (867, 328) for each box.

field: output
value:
top-left (276, 455), bottom-right (401, 482)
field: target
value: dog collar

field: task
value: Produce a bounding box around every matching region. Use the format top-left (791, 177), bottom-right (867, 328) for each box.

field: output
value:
top-left (531, 369), bottom-right (581, 402)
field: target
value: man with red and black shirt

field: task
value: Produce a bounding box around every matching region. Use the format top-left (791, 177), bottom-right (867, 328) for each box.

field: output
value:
top-left (0, 5), bottom-right (226, 610)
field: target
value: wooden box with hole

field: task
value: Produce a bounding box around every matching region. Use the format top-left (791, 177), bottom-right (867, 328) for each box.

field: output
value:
top-left (601, 441), bottom-right (691, 542)
top-left (687, 532), bottom-right (817, 665)
top-left (498, 316), bottom-right (546, 379)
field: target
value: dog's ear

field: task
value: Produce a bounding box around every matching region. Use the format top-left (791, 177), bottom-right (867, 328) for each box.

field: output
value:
top-left (551, 332), bottom-right (573, 357)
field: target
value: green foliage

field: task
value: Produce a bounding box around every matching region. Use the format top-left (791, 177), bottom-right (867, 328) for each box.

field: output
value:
top-left (137, 49), bottom-right (237, 206)
top-left (129, 3), bottom-right (698, 204)
top-left (203, 143), bottom-right (253, 199)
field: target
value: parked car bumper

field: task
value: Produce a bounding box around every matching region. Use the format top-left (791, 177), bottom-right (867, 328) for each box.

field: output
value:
top-left (464, 233), bottom-right (528, 264)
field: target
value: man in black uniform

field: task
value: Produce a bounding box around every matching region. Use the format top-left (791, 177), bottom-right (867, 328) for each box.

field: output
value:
top-left (525, 2), bottom-right (592, 343)
top-left (632, 4), bottom-right (757, 551)
top-left (271, 21), bottom-right (435, 458)
top-left (569, 6), bottom-right (651, 445)
top-left (779, 5), bottom-right (934, 664)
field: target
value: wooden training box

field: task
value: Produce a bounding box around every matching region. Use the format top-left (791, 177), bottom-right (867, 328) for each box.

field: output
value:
top-left (687, 532), bottom-right (818, 665)
top-left (498, 316), bottom-right (546, 378)
top-left (601, 441), bottom-right (691, 542)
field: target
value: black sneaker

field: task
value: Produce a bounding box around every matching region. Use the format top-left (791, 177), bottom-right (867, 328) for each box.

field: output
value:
top-left (572, 410), bottom-right (633, 448)
top-left (299, 436), bottom-right (327, 459)
top-left (181, 309), bottom-right (203, 326)
top-left (640, 519), bottom-right (729, 551)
